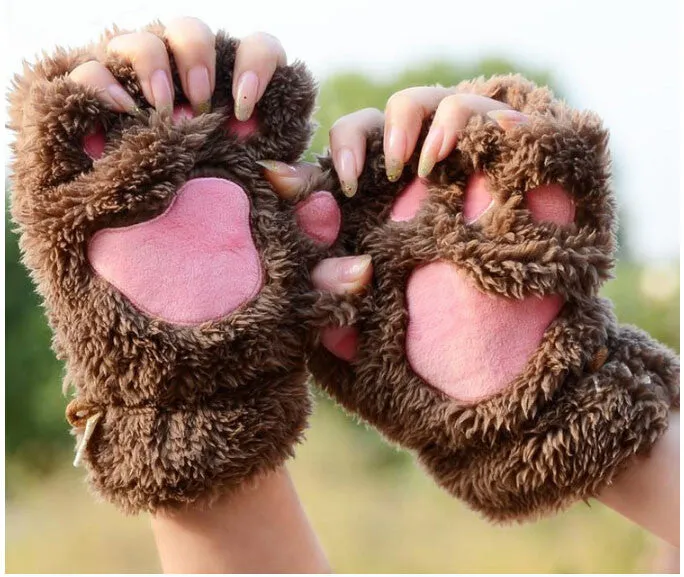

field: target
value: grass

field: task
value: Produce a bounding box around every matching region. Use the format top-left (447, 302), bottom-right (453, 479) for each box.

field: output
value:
top-left (5, 397), bottom-right (664, 574)
top-left (6, 262), bottom-right (678, 573)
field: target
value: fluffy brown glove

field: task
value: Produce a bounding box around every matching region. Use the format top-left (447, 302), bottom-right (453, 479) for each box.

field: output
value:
top-left (309, 74), bottom-right (680, 521)
top-left (8, 25), bottom-right (341, 513)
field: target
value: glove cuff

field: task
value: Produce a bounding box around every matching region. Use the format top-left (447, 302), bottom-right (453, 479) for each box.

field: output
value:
top-left (420, 324), bottom-right (679, 522)
top-left (67, 383), bottom-right (311, 514)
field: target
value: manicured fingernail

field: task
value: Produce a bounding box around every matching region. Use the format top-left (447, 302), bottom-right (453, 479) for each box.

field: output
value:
top-left (234, 71), bottom-right (259, 121)
top-left (256, 159), bottom-right (297, 176)
top-left (335, 147), bottom-right (358, 197)
top-left (196, 101), bottom-right (212, 114)
top-left (418, 125), bottom-right (444, 178)
top-left (313, 255), bottom-right (373, 293)
top-left (486, 109), bottom-right (528, 130)
top-left (385, 126), bottom-right (406, 182)
top-left (150, 69), bottom-right (173, 113)
top-left (187, 65), bottom-right (211, 114)
top-left (106, 84), bottom-right (138, 113)
top-left (337, 255), bottom-right (372, 284)
top-left (256, 159), bottom-right (301, 199)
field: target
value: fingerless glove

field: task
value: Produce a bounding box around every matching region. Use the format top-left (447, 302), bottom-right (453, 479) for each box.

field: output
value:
top-left (309, 74), bottom-right (680, 521)
top-left (8, 24), bottom-right (341, 513)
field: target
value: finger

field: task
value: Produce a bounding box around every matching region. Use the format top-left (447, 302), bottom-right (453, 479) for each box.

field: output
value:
top-left (383, 86), bottom-right (455, 181)
top-left (163, 17), bottom-right (216, 113)
top-left (256, 160), bottom-right (323, 200)
top-left (329, 107), bottom-right (384, 197)
top-left (232, 32), bottom-right (287, 121)
top-left (69, 60), bottom-right (138, 113)
top-left (106, 32), bottom-right (174, 111)
top-left (311, 255), bottom-right (373, 294)
top-left (321, 326), bottom-right (359, 362)
top-left (417, 94), bottom-right (514, 178)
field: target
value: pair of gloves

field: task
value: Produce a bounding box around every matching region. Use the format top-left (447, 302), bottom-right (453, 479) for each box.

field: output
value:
top-left (8, 26), bottom-right (679, 521)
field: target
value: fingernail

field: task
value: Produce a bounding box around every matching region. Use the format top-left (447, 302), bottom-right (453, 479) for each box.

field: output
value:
top-left (337, 255), bottom-right (372, 284)
top-left (256, 159), bottom-right (300, 199)
top-left (234, 71), bottom-right (259, 121)
top-left (385, 126), bottom-right (406, 182)
top-left (486, 109), bottom-right (529, 130)
top-left (335, 147), bottom-right (358, 197)
top-left (418, 125), bottom-right (444, 178)
top-left (187, 65), bottom-right (211, 114)
top-left (196, 101), bottom-right (212, 115)
top-left (106, 84), bottom-right (138, 113)
top-left (256, 159), bottom-right (297, 175)
top-left (150, 69), bottom-right (173, 113)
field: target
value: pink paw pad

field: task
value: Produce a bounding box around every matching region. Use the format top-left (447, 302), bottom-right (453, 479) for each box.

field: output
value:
top-left (390, 173), bottom-right (575, 226)
top-left (462, 172), bottom-right (575, 225)
top-left (390, 178), bottom-right (430, 221)
top-left (82, 124), bottom-right (106, 160)
top-left (172, 104), bottom-right (194, 123)
top-left (294, 191), bottom-right (341, 247)
top-left (525, 183), bottom-right (575, 224)
top-left (321, 326), bottom-right (359, 362)
top-left (83, 105), bottom-right (262, 161)
top-left (225, 115), bottom-right (259, 139)
top-left (405, 261), bottom-right (563, 402)
top-left (463, 173), bottom-right (494, 222)
top-left (88, 178), bottom-right (263, 325)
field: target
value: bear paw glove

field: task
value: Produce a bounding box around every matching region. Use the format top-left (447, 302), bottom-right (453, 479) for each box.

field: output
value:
top-left (309, 74), bottom-right (680, 522)
top-left (8, 24), bottom-right (341, 513)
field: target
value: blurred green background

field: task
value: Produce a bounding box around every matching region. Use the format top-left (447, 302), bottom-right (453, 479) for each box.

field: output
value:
top-left (5, 59), bottom-right (680, 574)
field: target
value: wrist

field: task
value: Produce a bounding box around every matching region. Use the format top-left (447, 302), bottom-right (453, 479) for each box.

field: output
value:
top-left (151, 466), bottom-right (330, 573)
top-left (598, 411), bottom-right (680, 547)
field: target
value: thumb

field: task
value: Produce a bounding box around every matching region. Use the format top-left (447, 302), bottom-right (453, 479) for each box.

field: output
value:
top-left (311, 255), bottom-right (373, 294)
top-left (311, 255), bottom-right (373, 363)
top-left (256, 160), bottom-right (324, 200)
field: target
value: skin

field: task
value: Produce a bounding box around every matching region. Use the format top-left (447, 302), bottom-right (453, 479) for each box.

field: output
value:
top-left (72, 16), bottom-right (679, 571)
top-left (151, 467), bottom-right (330, 573)
top-left (598, 413), bottom-right (679, 547)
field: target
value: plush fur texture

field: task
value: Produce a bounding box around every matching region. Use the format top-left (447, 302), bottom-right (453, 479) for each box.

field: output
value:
top-left (309, 75), bottom-right (680, 522)
top-left (8, 24), bottom-right (326, 513)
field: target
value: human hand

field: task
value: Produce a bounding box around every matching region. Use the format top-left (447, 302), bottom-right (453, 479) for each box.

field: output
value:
top-left (260, 86), bottom-right (527, 359)
top-left (68, 16), bottom-right (286, 119)
top-left (266, 79), bottom-right (678, 544)
top-left (10, 15), bottom-right (332, 571)
top-left (9, 15), bottom-right (329, 511)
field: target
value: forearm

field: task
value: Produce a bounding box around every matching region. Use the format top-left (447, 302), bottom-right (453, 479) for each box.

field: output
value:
top-left (598, 411), bottom-right (680, 547)
top-left (151, 467), bottom-right (330, 574)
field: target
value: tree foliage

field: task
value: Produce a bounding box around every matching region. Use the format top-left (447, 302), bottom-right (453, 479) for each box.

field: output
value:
top-left (6, 194), bottom-right (71, 467)
top-left (308, 57), bottom-right (553, 158)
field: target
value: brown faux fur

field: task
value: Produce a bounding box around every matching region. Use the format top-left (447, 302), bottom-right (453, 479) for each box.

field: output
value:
top-left (308, 75), bottom-right (680, 522)
top-left (8, 24), bottom-right (325, 514)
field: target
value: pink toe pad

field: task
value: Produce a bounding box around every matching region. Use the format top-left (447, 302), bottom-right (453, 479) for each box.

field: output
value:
top-left (406, 261), bottom-right (563, 402)
top-left (225, 115), bottom-right (259, 138)
top-left (525, 184), bottom-right (575, 224)
top-left (463, 172), bottom-right (494, 222)
top-left (88, 177), bottom-right (263, 325)
top-left (390, 177), bottom-right (430, 222)
top-left (294, 191), bottom-right (341, 246)
top-left (83, 125), bottom-right (106, 160)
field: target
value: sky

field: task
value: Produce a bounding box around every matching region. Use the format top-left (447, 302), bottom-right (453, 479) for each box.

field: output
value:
top-left (2, 0), bottom-right (681, 263)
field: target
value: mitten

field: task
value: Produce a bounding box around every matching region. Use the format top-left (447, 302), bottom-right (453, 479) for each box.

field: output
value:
top-left (309, 74), bottom-right (679, 522)
top-left (8, 25), bottom-right (341, 513)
